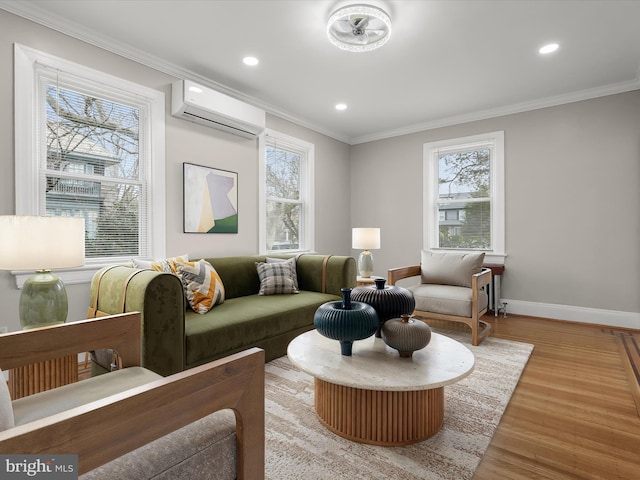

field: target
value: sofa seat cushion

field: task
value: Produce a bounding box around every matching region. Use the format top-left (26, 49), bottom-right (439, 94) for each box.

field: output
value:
top-left (81, 409), bottom-right (237, 480)
top-left (185, 291), bottom-right (338, 366)
top-left (408, 284), bottom-right (488, 318)
top-left (12, 367), bottom-right (162, 426)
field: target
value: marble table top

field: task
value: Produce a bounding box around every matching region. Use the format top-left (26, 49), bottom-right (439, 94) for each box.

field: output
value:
top-left (287, 330), bottom-right (475, 391)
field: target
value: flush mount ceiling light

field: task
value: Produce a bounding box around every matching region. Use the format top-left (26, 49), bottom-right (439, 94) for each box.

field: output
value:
top-left (327, 4), bottom-right (392, 52)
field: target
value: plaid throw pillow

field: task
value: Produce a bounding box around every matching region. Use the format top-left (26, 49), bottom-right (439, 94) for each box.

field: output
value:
top-left (256, 261), bottom-right (299, 295)
top-left (266, 257), bottom-right (299, 290)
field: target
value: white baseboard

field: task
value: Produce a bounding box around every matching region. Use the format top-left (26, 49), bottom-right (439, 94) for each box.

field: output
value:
top-left (500, 299), bottom-right (640, 330)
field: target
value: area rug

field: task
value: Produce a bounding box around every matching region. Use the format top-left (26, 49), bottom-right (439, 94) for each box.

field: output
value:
top-left (264, 328), bottom-right (534, 480)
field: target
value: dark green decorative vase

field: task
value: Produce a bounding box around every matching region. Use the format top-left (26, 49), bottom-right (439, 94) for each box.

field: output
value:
top-left (351, 278), bottom-right (416, 338)
top-left (314, 288), bottom-right (379, 356)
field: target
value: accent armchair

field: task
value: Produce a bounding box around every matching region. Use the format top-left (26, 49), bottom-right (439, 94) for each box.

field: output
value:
top-left (0, 312), bottom-right (265, 479)
top-left (388, 251), bottom-right (492, 346)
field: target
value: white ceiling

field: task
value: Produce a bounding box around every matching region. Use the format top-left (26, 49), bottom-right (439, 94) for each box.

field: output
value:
top-left (3, 0), bottom-right (640, 144)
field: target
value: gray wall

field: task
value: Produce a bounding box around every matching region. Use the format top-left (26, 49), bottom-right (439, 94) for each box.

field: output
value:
top-left (1, 10), bottom-right (638, 333)
top-left (351, 91), bottom-right (640, 327)
top-left (0, 11), bottom-right (351, 332)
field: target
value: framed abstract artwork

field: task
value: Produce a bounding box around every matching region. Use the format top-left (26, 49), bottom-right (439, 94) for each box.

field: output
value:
top-left (183, 162), bottom-right (238, 233)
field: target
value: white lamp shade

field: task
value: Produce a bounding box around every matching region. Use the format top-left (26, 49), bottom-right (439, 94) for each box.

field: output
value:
top-left (352, 228), bottom-right (381, 250)
top-left (0, 216), bottom-right (85, 271)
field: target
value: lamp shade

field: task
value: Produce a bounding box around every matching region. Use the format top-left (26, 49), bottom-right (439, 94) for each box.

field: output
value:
top-left (0, 216), bottom-right (85, 271)
top-left (352, 227), bottom-right (380, 250)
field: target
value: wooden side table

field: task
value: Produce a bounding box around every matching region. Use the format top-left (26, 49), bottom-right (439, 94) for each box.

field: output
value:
top-left (8, 355), bottom-right (78, 399)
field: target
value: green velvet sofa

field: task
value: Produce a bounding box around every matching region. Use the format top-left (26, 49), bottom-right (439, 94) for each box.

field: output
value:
top-left (88, 254), bottom-right (356, 376)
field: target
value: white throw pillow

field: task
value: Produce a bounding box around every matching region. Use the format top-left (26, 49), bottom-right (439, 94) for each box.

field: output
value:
top-left (0, 369), bottom-right (15, 431)
top-left (132, 254), bottom-right (189, 273)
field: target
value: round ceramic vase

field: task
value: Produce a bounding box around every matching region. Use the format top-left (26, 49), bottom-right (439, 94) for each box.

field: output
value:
top-left (351, 278), bottom-right (415, 337)
top-left (314, 288), bottom-right (379, 356)
top-left (381, 314), bottom-right (432, 358)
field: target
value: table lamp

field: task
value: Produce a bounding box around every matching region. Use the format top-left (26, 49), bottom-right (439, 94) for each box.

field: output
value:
top-left (0, 215), bottom-right (85, 329)
top-left (352, 227), bottom-right (380, 278)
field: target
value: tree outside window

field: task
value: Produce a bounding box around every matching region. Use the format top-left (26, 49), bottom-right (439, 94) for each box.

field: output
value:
top-left (261, 131), bottom-right (314, 254)
top-left (15, 44), bottom-right (165, 274)
top-left (45, 85), bottom-right (142, 258)
top-left (423, 131), bottom-right (505, 259)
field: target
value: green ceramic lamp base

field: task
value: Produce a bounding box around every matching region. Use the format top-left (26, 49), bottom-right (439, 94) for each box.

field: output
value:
top-left (19, 270), bottom-right (68, 329)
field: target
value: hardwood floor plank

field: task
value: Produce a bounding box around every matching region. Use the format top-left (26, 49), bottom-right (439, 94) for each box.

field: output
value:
top-left (473, 314), bottom-right (640, 479)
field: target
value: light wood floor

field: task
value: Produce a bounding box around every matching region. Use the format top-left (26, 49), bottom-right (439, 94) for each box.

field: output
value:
top-left (472, 314), bottom-right (640, 480)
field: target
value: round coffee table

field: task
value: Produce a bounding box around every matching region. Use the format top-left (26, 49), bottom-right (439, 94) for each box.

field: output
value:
top-left (287, 329), bottom-right (474, 446)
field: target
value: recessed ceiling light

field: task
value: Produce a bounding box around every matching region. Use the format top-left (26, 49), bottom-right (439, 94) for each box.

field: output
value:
top-left (539, 43), bottom-right (559, 54)
top-left (243, 56), bottom-right (259, 66)
top-left (188, 86), bottom-right (203, 93)
top-left (335, 103), bottom-right (347, 111)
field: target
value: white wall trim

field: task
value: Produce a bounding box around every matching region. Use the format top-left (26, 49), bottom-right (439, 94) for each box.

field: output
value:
top-left (502, 299), bottom-right (640, 330)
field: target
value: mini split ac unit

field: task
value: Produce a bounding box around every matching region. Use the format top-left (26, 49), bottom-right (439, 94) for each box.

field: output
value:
top-left (171, 79), bottom-right (265, 139)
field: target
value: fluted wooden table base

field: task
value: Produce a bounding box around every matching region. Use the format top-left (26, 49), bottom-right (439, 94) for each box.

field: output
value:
top-left (314, 378), bottom-right (445, 446)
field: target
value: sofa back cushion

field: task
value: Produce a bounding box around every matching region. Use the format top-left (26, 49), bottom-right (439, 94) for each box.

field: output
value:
top-left (207, 256), bottom-right (265, 299)
top-left (420, 250), bottom-right (485, 288)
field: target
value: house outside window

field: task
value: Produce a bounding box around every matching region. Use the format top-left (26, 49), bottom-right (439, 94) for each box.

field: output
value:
top-left (14, 44), bottom-right (165, 282)
top-left (259, 130), bottom-right (314, 254)
top-left (423, 131), bottom-right (505, 262)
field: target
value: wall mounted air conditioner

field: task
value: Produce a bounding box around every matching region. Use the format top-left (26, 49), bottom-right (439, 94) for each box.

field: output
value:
top-left (171, 79), bottom-right (265, 139)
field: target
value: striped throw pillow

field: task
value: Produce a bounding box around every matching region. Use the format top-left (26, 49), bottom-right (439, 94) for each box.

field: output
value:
top-left (174, 259), bottom-right (225, 314)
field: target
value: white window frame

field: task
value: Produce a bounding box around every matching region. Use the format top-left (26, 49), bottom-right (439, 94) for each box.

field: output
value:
top-left (258, 129), bottom-right (315, 255)
top-left (423, 131), bottom-right (505, 264)
top-left (13, 44), bottom-right (166, 286)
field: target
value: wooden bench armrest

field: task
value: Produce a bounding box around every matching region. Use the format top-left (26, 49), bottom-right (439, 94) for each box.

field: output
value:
top-left (0, 313), bottom-right (142, 370)
top-left (387, 265), bottom-right (421, 285)
top-left (0, 347), bottom-right (265, 479)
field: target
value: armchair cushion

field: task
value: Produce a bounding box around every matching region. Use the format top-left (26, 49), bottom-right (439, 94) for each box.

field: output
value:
top-left (0, 369), bottom-right (14, 431)
top-left (420, 251), bottom-right (485, 288)
top-left (12, 367), bottom-right (161, 427)
top-left (409, 284), bottom-right (488, 318)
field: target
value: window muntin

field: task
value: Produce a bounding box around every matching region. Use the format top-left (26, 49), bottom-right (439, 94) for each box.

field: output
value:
top-left (423, 132), bottom-right (505, 259)
top-left (15, 44), bottom-right (165, 274)
top-left (261, 130), bottom-right (314, 254)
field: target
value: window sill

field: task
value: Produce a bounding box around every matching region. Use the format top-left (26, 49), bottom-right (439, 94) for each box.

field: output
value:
top-left (11, 263), bottom-right (127, 289)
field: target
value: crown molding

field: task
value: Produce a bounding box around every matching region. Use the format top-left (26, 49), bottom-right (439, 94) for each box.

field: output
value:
top-left (2, 1), bottom-right (639, 147)
top-left (0, 1), bottom-right (351, 145)
top-left (350, 79), bottom-right (640, 145)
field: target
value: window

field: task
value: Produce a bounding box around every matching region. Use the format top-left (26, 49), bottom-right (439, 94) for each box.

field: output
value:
top-left (423, 131), bottom-right (505, 261)
top-left (259, 130), bottom-right (314, 254)
top-left (14, 44), bottom-right (165, 282)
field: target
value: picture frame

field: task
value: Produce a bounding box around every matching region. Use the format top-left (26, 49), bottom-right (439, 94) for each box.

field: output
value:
top-left (183, 162), bottom-right (238, 233)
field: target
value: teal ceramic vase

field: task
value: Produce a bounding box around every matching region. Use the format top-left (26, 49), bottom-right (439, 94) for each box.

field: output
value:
top-left (351, 278), bottom-right (415, 338)
top-left (314, 288), bottom-right (379, 356)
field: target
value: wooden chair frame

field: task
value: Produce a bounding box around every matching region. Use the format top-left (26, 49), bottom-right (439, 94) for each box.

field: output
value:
top-left (388, 265), bottom-right (492, 346)
top-left (0, 313), bottom-right (265, 479)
